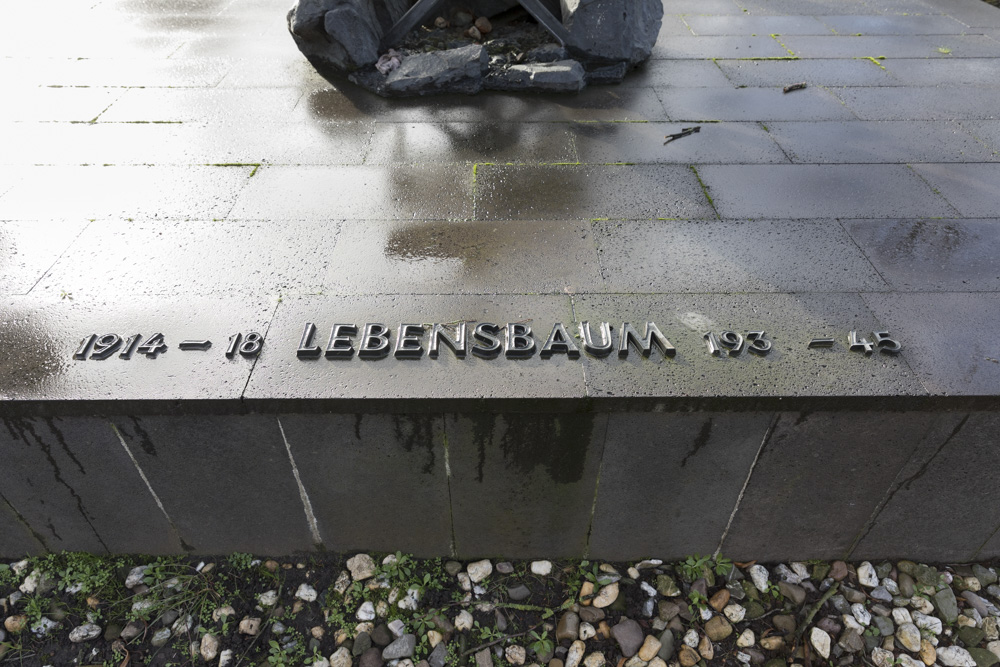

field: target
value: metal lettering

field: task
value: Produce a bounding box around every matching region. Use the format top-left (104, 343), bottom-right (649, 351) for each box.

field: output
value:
top-left (325, 324), bottom-right (357, 359)
top-left (579, 321), bottom-right (613, 357)
top-left (848, 330), bottom-right (874, 355)
top-left (619, 322), bottom-right (675, 358)
top-left (747, 331), bottom-right (772, 355)
top-left (872, 331), bottom-right (902, 355)
top-left (504, 323), bottom-right (536, 359)
top-left (540, 322), bottom-right (580, 358)
top-left (720, 331), bottom-right (744, 354)
top-left (359, 323), bottom-right (391, 358)
top-left (472, 323), bottom-right (502, 358)
top-left (393, 323), bottom-right (425, 359)
top-left (703, 331), bottom-right (725, 357)
top-left (429, 322), bottom-right (467, 358)
top-left (297, 322), bottom-right (322, 359)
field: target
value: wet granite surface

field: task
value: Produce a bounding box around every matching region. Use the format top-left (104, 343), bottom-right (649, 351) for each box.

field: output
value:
top-left (1, 0), bottom-right (1000, 558)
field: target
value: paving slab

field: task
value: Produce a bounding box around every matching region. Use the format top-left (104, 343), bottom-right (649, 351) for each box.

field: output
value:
top-left (817, 14), bottom-right (973, 34)
top-left (364, 122), bottom-right (577, 165)
top-left (885, 58), bottom-right (1000, 86)
top-left (35, 221), bottom-right (341, 298)
top-left (716, 58), bottom-right (896, 87)
top-left (591, 219), bottom-right (888, 293)
top-left (0, 165), bottom-right (253, 220)
top-left (97, 87), bottom-right (303, 123)
top-left (572, 293), bottom-right (925, 400)
top-left (300, 87), bottom-right (668, 123)
top-left (0, 295), bottom-right (272, 407)
top-left (0, 499), bottom-right (43, 557)
top-left (851, 411), bottom-right (1000, 562)
top-left (780, 34), bottom-right (999, 58)
top-left (658, 87), bottom-right (856, 121)
top-left (0, 221), bottom-right (89, 296)
top-left (112, 415), bottom-right (316, 554)
top-left (275, 414), bottom-right (452, 555)
top-left (843, 219), bottom-right (1000, 291)
top-left (834, 86), bottom-right (1000, 120)
top-left (447, 412), bottom-right (606, 558)
top-left (910, 163), bottom-right (1000, 217)
top-left (243, 295), bottom-right (585, 405)
top-left (765, 120), bottom-right (995, 163)
top-left (958, 119), bottom-right (1000, 151)
top-left (1, 87), bottom-right (125, 123)
top-left (317, 219), bottom-right (604, 295)
top-left (721, 410), bottom-right (947, 561)
top-left (0, 416), bottom-right (182, 554)
top-left (651, 35), bottom-right (792, 59)
top-left (735, 0), bottom-right (884, 15)
top-left (922, 0), bottom-right (1000, 26)
top-left (473, 164), bottom-right (715, 220)
top-left (569, 121), bottom-right (789, 164)
top-left (683, 15), bottom-right (830, 35)
top-left (862, 292), bottom-right (1000, 395)
top-left (588, 412), bottom-right (772, 560)
top-left (2, 0), bottom-right (1000, 562)
top-left (622, 59), bottom-right (734, 88)
top-left (697, 164), bottom-right (958, 218)
top-left (229, 165), bottom-right (473, 220)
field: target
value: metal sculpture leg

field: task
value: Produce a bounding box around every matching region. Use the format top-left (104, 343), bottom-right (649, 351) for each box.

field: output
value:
top-left (379, 0), bottom-right (446, 50)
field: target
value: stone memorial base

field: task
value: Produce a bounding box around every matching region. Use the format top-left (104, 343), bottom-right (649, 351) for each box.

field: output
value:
top-left (2, 0), bottom-right (1000, 561)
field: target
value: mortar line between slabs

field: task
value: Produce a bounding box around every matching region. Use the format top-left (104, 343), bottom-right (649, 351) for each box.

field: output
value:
top-left (277, 416), bottom-right (324, 548)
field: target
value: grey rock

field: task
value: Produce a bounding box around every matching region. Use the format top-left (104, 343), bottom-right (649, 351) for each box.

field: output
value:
top-left (612, 618), bottom-right (644, 658)
top-left (486, 59), bottom-right (585, 92)
top-left (898, 573), bottom-right (916, 598)
top-left (151, 627), bottom-right (172, 647)
top-left (658, 629), bottom-right (675, 661)
top-left (873, 616), bottom-right (894, 637)
top-left (496, 562), bottom-right (515, 574)
top-left (843, 587), bottom-right (867, 604)
top-left (963, 592), bottom-right (999, 619)
top-left (445, 561), bottom-right (463, 576)
top-left (508, 584), bottom-right (531, 601)
top-left (831, 595), bottom-right (852, 615)
top-left (556, 612), bottom-right (580, 642)
top-left (69, 624), bottom-right (101, 643)
top-left (120, 621), bottom-right (144, 640)
top-left (372, 624), bottom-right (393, 647)
top-left (383, 634), bottom-right (417, 660)
top-left (988, 585), bottom-right (1000, 603)
top-left (871, 586), bottom-right (893, 603)
top-left (580, 607), bottom-right (605, 623)
top-left (476, 649), bottom-right (494, 667)
top-left (377, 45), bottom-right (488, 96)
top-left (585, 62), bottom-right (627, 85)
top-left (838, 629), bottom-right (865, 654)
top-left (779, 582), bottom-right (806, 606)
top-left (526, 44), bottom-right (568, 63)
top-left (935, 588), bottom-right (960, 624)
top-left (562, 0), bottom-right (663, 66)
top-left (974, 566), bottom-right (998, 588)
top-left (288, 0), bottom-right (409, 74)
top-left (360, 647), bottom-right (384, 667)
top-left (428, 643), bottom-right (448, 667)
top-left (354, 632), bottom-right (373, 657)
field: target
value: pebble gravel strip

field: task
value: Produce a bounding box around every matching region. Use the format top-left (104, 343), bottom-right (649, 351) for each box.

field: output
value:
top-left (2, 555), bottom-right (1000, 667)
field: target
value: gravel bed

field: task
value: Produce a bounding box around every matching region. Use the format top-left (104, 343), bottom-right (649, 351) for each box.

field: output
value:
top-left (2, 554), bottom-right (1000, 667)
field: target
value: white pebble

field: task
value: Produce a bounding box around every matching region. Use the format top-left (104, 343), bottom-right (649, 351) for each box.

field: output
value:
top-left (857, 562), bottom-right (879, 588)
top-left (530, 561), bottom-right (553, 576)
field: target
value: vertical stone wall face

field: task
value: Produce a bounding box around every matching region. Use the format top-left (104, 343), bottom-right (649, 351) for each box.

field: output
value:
top-left (3, 409), bottom-right (997, 560)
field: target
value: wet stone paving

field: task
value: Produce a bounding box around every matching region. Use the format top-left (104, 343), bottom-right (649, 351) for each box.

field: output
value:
top-left (1, 0), bottom-right (999, 405)
top-left (3, 0), bottom-right (1000, 663)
